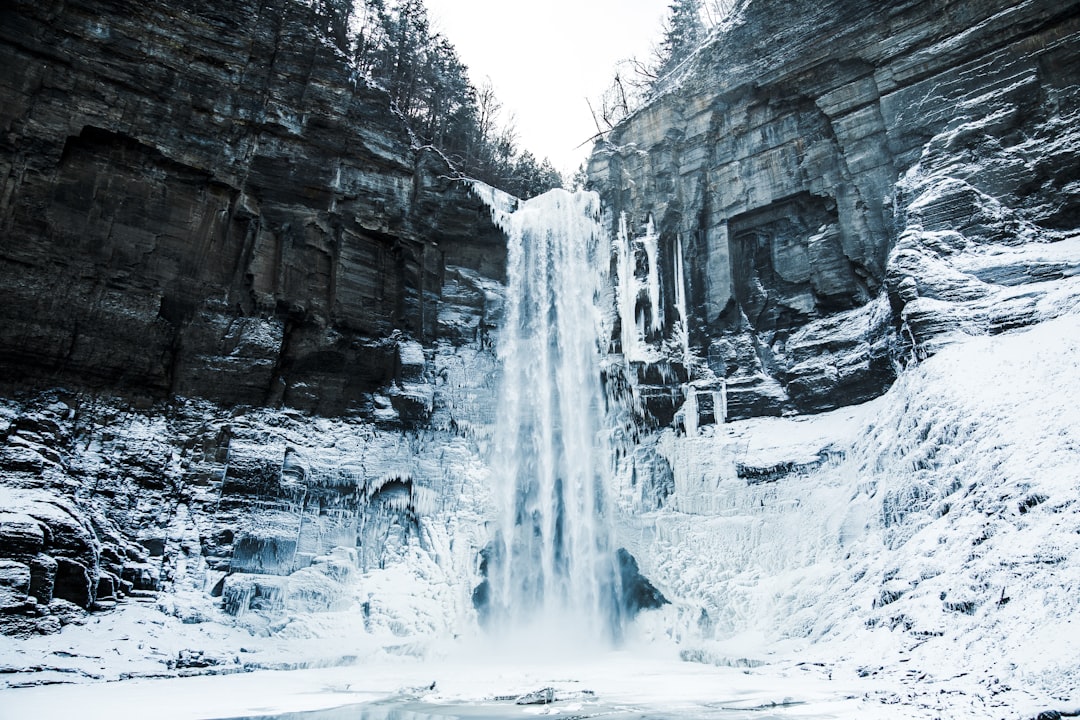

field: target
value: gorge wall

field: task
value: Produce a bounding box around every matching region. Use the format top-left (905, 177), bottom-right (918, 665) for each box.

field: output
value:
top-left (2, 0), bottom-right (1080, 708)
top-left (587, 1), bottom-right (1080, 707)
top-left (0, 0), bottom-right (505, 416)
top-left (589, 0), bottom-right (1080, 421)
top-left (0, 0), bottom-right (506, 645)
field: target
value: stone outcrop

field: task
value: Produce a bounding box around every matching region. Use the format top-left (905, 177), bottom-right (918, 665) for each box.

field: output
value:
top-left (0, 0), bottom-right (505, 415)
top-left (589, 0), bottom-right (1080, 421)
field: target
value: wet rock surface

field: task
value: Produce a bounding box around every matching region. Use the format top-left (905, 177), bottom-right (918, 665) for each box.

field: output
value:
top-left (589, 0), bottom-right (1080, 421)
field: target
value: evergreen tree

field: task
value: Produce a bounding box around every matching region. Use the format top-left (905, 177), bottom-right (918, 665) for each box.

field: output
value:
top-left (314, 0), bottom-right (354, 53)
top-left (353, 0), bottom-right (391, 76)
top-left (313, 0), bottom-right (562, 199)
top-left (656, 0), bottom-right (705, 78)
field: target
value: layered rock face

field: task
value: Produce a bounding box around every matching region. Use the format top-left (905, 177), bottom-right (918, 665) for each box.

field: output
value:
top-left (0, 0), bottom-right (505, 415)
top-left (589, 0), bottom-right (1080, 421)
top-left (0, 0), bottom-right (506, 642)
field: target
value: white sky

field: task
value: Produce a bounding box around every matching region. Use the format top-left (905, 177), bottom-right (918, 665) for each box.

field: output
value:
top-left (423, 0), bottom-right (669, 176)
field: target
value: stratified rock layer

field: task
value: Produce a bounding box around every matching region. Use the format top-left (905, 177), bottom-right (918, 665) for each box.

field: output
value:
top-left (0, 0), bottom-right (508, 641)
top-left (589, 0), bottom-right (1080, 420)
top-left (0, 0), bottom-right (505, 414)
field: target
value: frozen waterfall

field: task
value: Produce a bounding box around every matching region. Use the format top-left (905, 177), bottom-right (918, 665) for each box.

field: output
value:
top-left (481, 187), bottom-right (619, 642)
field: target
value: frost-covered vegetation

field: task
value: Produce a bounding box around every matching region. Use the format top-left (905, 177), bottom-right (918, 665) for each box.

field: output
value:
top-left (311, 0), bottom-right (563, 198)
top-left (591, 0), bottom-right (743, 133)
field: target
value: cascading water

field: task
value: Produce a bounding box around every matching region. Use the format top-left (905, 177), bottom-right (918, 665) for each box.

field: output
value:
top-left (482, 187), bottom-right (618, 642)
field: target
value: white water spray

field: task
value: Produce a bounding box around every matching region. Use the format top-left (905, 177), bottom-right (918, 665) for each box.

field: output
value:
top-left (483, 188), bottom-right (617, 642)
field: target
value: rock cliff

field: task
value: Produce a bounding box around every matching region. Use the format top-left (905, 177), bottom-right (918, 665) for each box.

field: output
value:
top-left (0, 0), bottom-right (505, 643)
top-left (0, 0), bottom-right (505, 415)
top-left (589, 0), bottom-right (1080, 421)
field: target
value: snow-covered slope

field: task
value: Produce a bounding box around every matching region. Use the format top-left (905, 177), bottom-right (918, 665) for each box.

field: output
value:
top-left (614, 312), bottom-right (1080, 715)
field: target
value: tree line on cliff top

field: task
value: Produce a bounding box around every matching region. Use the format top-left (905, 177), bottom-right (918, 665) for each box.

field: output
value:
top-left (312, 0), bottom-right (563, 200)
top-left (592, 0), bottom-right (738, 134)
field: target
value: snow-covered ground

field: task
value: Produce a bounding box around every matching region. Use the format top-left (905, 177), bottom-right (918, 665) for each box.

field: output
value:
top-left (0, 642), bottom-right (928, 720)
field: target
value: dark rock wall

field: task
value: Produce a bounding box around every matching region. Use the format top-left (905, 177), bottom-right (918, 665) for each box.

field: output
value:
top-left (589, 0), bottom-right (1080, 420)
top-left (0, 0), bottom-right (505, 414)
top-left (0, 0), bottom-right (507, 639)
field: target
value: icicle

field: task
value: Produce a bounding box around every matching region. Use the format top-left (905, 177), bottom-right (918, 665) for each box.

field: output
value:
top-left (684, 387), bottom-right (698, 437)
top-left (615, 213), bottom-right (641, 361)
top-left (714, 379), bottom-right (728, 424)
top-left (641, 216), bottom-right (662, 335)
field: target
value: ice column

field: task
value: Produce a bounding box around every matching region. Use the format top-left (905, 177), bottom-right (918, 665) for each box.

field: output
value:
top-left (641, 216), bottom-right (662, 335)
top-left (714, 380), bottom-right (728, 424)
top-left (614, 214), bottom-right (665, 361)
top-left (488, 188), bottom-right (616, 640)
top-left (673, 234), bottom-right (691, 366)
top-left (673, 234), bottom-right (698, 435)
top-left (615, 213), bottom-right (641, 361)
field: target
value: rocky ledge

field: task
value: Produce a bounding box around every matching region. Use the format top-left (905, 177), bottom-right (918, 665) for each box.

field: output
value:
top-left (588, 0), bottom-right (1080, 422)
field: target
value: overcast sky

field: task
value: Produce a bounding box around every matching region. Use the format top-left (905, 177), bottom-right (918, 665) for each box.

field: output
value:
top-left (423, 0), bottom-right (670, 176)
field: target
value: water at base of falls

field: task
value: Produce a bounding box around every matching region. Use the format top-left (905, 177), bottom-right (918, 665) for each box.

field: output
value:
top-left (481, 188), bottom-right (620, 644)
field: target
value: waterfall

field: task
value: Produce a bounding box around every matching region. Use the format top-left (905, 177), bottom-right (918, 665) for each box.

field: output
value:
top-left (484, 188), bottom-right (617, 642)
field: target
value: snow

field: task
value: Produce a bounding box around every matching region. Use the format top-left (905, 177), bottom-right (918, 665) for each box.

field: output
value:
top-left (3, 307), bottom-right (1078, 720)
top-left (1, 645), bottom-right (924, 720)
top-left (611, 311), bottom-right (1080, 717)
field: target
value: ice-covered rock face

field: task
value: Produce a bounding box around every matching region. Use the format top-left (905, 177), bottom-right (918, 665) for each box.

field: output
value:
top-left (610, 313), bottom-right (1080, 709)
top-left (0, 352), bottom-right (500, 645)
top-left (575, 0), bottom-right (1080, 710)
top-left (588, 0), bottom-right (1080, 424)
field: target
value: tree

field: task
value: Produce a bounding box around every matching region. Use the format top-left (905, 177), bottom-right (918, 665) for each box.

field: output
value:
top-left (314, 0), bottom-right (354, 53)
top-left (504, 152), bottom-right (563, 200)
top-left (703, 0), bottom-right (737, 27)
top-left (353, 0), bottom-right (391, 75)
top-left (314, 0), bottom-right (562, 199)
top-left (587, 0), bottom-right (709, 136)
top-left (655, 0), bottom-right (706, 79)
top-left (570, 163), bottom-right (588, 191)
